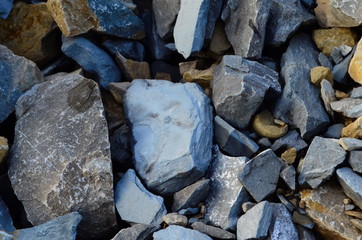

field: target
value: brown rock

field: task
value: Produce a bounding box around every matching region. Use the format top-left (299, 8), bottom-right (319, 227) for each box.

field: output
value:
top-left (252, 110), bottom-right (288, 139)
top-left (348, 37), bottom-right (362, 85)
top-left (109, 82), bottom-right (131, 105)
top-left (179, 60), bottom-right (217, 88)
top-left (103, 90), bottom-right (126, 132)
top-left (351, 219), bottom-right (362, 232)
top-left (116, 52), bottom-right (150, 82)
top-left (0, 137), bottom-right (8, 164)
top-left (344, 211), bottom-right (362, 219)
top-left (162, 213), bottom-right (188, 227)
top-left (335, 90), bottom-right (349, 99)
top-left (342, 117), bottom-right (362, 139)
top-left (281, 148), bottom-right (297, 164)
top-left (310, 66), bottom-right (333, 86)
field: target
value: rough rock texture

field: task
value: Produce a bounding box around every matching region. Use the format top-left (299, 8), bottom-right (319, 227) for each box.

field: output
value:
top-left (269, 203), bottom-right (298, 240)
top-left (272, 33), bottom-right (330, 139)
top-left (111, 224), bottom-right (160, 240)
top-left (342, 117), bottom-right (362, 138)
top-left (204, 146), bottom-right (249, 231)
top-left (153, 225), bottom-right (212, 240)
top-left (116, 52), bottom-right (150, 81)
top-left (348, 37), bottom-right (362, 84)
top-left (252, 110), bottom-right (288, 139)
top-left (8, 73), bottom-right (116, 239)
top-left (0, 197), bottom-right (15, 233)
top-left (320, 79), bottom-right (336, 116)
top-left (298, 137), bottom-right (346, 188)
top-left (349, 151), bottom-right (362, 173)
top-left (222, 0), bottom-right (270, 59)
top-left (0, 0), bottom-right (13, 19)
top-left (339, 137), bottom-right (362, 151)
top-left (280, 165), bottom-right (296, 191)
top-left (102, 39), bottom-right (146, 61)
top-left (212, 55), bottom-right (281, 130)
top-left (310, 66), bottom-right (333, 86)
top-left (124, 80), bottom-right (213, 195)
top-left (271, 130), bottom-right (308, 152)
top-left (0, 45), bottom-right (44, 123)
top-left (191, 222), bottom-right (236, 240)
top-left (336, 167), bottom-right (362, 209)
top-left (152, 0), bottom-right (180, 39)
top-left (330, 98), bottom-right (362, 118)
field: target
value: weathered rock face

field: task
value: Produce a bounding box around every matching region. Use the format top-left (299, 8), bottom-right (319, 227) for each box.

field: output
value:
top-left (269, 203), bottom-right (298, 240)
top-left (152, 0), bottom-right (180, 40)
top-left (348, 37), bottom-right (362, 85)
top-left (336, 167), bottom-right (362, 209)
top-left (8, 73), bottom-right (116, 239)
top-left (124, 80), bottom-right (213, 195)
top-left (153, 225), bottom-right (212, 240)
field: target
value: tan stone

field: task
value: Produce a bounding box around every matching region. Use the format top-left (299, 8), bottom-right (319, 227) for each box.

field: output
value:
top-left (109, 82), bottom-right (131, 105)
top-left (116, 52), bottom-right (150, 82)
top-left (342, 117), bottom-right (362, 139)
top-left (351, 219), bottom-right (362, 232)
top-left (348, 37), bottom-right (362, 85)
top-left (179, 60), bottom-right (216, 88)
top-left (252, 110), bottom-right (288, 139)
top-left (210, 20), bottom-right (231, 55)
top-left (310, 66), bottom-right (333, 86)
top-left (312, 28), bottom-right (358, 56)
top-left (345, 211), bottom-right (362, 219)
top-left (0, 137), bottom-right (8, 164)
top-left (281, 148), bottom-right (297, 164)
top-left (0, 2), bottom-right (58, 66)
top-left (335, 90), bottom-right (349, 99)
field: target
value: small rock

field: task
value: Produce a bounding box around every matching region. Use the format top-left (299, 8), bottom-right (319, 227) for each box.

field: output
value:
top-left (153, 225), bottom-right (212, 240)
top-left (333, 46), bottom-right (356, 84)
top-left (339, 138), bottom-right (362, 151)
top-left (351, 219), bottom-right (362, 232)
top-left (320, 79), bottom-right (336, 117)
top-left (210, 20), bottom-right (231, 55)
top-left (296, 225), bottom-right (317, 240)
top-left (242, 202), bottom-right (256, 213)
top-left (342, 117), bottom-right (362, 138)
top-left (330, 45), bottom-right (352, 64)
top-left (344, 204), bottom-right (355, 211)
top-left (178, 208), bottom-right (199, 215)
top-left (292, 211), bottom-right (315, 229)
top-left (102, 39), bottom-right (146, 61)
top-left (152, 0), bottom-right (180, 40)
top-left (344, 210), bottom-right (362, 219)
top-left (257, 138), bottom-right (272, 149)
top-left (271, 130), bottom-right (308, 153)
top-left (330, 98), bottom-right (362, 118)
top-left (281, 148), bottom-right (297, 164)
top-left (191, 222), bottom-right (236, 240)
top-left (349, 151), bottom-right (362, 174)
top-left (0, 137), bottom-right (9, 164)
top-left (0, 0), bottom-right (13, 19)
top-left (111, 224), bottom-right (160, 240)
top-left (252, 110), bottom-right (288, 139)
top-left (179, 60), bottom-right (216, 88)
top-left (349, 37), bottom-right (362, 85)
top-left (277, 194), bottom-right (295, 212)
top-left (310, 66), bottom-right (333, 86)
top-left (163, 213), bottom-right (188, 227)
top-left (323, 123), bottom-right (344, 138)
top-left (0, 197), bottom-right (15, 233)
top-left (336, 167), bottom-right (362, 209)
top-left (116, 52), bottom-right (150, 81)
top-left (351, 87), bottom-right (362, 98)
top-left (280, 165), bottom-right (296, 191)
top-left (269, 203), bottom-right (298, 240)
top-left (109, 82), bottom-right (131, 105)
top-left (318, 52), bottom-right (334, 70)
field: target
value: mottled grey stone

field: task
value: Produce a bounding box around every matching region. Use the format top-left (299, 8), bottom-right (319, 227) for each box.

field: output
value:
top-left (271, 130), bottom-right (308, 152)
top-left (0, 197), bottom-right (15, 233)
top-left (323, 123), bottom-right (344, 138)
top-left (222, 0), bottom-right (270, 59)
top-left (333, 47), bottom-right (355, 84)
top-left (318, 52), bottom-right (334, 70)
top-left (237, 201), bottom-right (273, 240)
top-left (163, 213), bottom-right (188, 227)
top-left (339, 137), bottom-right (362, 151)
top-left (111, 224), bottom-right (160, 240)
top-left (296, 225), bottom-right (317, 240)
top-left (336, 167), bottom-right (362, 209)
top-left (320, 79), bottom-right (336, 116)
top-left (212, 55), bottom-right (281, 129)
top-left (272, 33), bottom-right (330, 139)
top-left (238, 149), bottom-right (282, 202)
top-left (124, 80), bottom-right (213, 195)
top-left (204, 146), bottom-right (249, 231)
top-left (269, 203), bottom-right (298, 240)
top-left (330, 98), bottom-right (362, 118)
top-left (191, 222), bottom-right (236, 239)
top-left (349, 151), bottom-right (362, 174)
top-left (214, 116), bottom-right (259, 158)
top-left (152, 0), bottom-right (180, 39)
top-left (115, 169), bottom-right (167, 225)
top-left (280, 165), bottom-right (296, 191)
top-left (153, 225), bottom-right (212, 240)
top-left (350, 87), bottom-right (362, 98)
top-left (0, 0), bottom-right (13, 19)
top-left (8, 73), bottom-right (116, 239)
top-left (298, 136), bottom-right (346, 188)
top-left (102, 39), bottom-right (146, 61)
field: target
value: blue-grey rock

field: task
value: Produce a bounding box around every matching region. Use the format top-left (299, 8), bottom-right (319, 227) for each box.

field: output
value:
top-left (238, 149), bottom-right (282, 202)
top-left (320, 79), bottom-right (336, 116)
top-left (298, 136), bottom-right (346, 188)
top-left (271, 130), bottom-right (308, 152)
top-left (212, 55), bottom-right (281, 130)
top-left (300, 0), bottom-right (317, 9)
top-left (277, 194), bottom-right (295, 212)
top-left (191, 222), bottom-right (236, 240)
top-left (110, 124), bottom-right (130, 165)
top-left (339, 137), bottom-right (362, 151)
top-left (296, 225), bottom-right (317, 240)
top-left (259, 57), bottom-right (280, 72)
top-left (0, 45), bottom-right (44, 123)
top-left (333, 46), bottom-right (356, 84)
top-left (331, 45), bottom-right (353, 64)
top-left (204, 0), bottom-right (224, 41)
top-left (258, 138), bottom-right (272, 149)
top-left (330, 98), bottom-right (362, 118)
top-left (0, 197), bottom-right (14, 233)
top-left (318, 52), bottom-right (334, 70)
top-left (336, 167), bottom-right (362, 209)
top-left (0, 0), bottom-right (13, 19)
top-left (349, 151), bottom-right (362, 174)
top-left (214, 116), bottom-right (259, 158)
top-left (178, 208), bottom-right (199, 215)
top-left (111, 224), bottom-right (160, 240)
top-left (13, 212), bottom-right (82, 240)
top-left (115, 169), bottom-right (167, 225)
top-left (204, 146), bottom-right (250, 231)
top-left (152, 0), bottom-right (180, 40)
top-left (350, 87), bottom-right (362, 98)
top-left (102, 39), bottom-right (146, 61)
top-left (269, 203), bottom-right (298, 240)
top-left (124, 80), bottom-right (213, 195)
top-left (272, 33), bottom-right (330, 139)
top-left (280, 165), bottom-right (296, 191)
top-left (323, 123), bottom-right (344, 138)
top-left (153, 225), bottom-right (212, 240)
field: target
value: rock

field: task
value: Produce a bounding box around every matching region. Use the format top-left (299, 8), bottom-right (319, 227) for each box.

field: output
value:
top-left (296, 225), bottom-right (317, 240)
top-left (178, 208), bottom-right (199, 215)
top-left (109, 82), bottom-right (130, 105)
top-left (269, 203), bottom-right (298, 240)
top-left (344, 210), bottom-right (362, 219)
top-left (336, 167), bottom-right (362, 209)
top-left (342, 117), bottom-right (362, 138)
top-left (292, 211), bottom-right (315, 229)
top-left (12, 212), bottom-right (82, 240)
top-left (330, 98), bottom-right (362, 118)
top-left (153, 225), bottom-right (212, 240)
top-left (272, 34), bottom-right (329, 139)
top-left (172, 179), bottom-right (210, 212)
top-left (351, 219), bottom-right (362, 231)
top-left (252, 110), bottom-right (288, 139)
top-left (349, 37), bottom-right (362, 85)
top-left (349, 151), bottom-right (362, 173)
top-left (222, 0), bottom-right (270, 59)
top-left (214, 116), bottom-right (259, 158)
top-left (265, 0), bottom-right (315, 47)
top-left (333, 46), bottom-right (356, 84)
top-left (0, 0), bottom-right (13, 19)
top-left (204, 146), bottom-right (250, 231)
top-left (102, 39), bottom-right (146, 61)
top-left (277, 194), bottom-right (295, 212)
top-left (0, 2), bottom-right (58, 66)
top-left (152, 0), bottom-right (180, 40)
top-left (61, 36), bottom-right (121, 90)
top-left (323, 123), bottom-right (344, 138)
top-left (8, 73), bottom-right (116, 239)
top-left (191, 222), bottom-right (236, 240)
top-left (47, 0), bottom-right (144, 38)
top-left (238, 149), bottom-right (282, 202)
top-left (339, 138), bottom-right (362, 151)
top-left (318, 52), bottom-right (334, 70)
top-left (314, 0), bottom-right (362, 27)
top-left (242, 202), bottom-right (256, 213)
top-left (179, 60), bottom-right (217, 88)
top-left (0, 137), bottom-right (9, 164)
top-left (281, 148), bottom-right (297, 164)
top-left (301, 183), bottom-right (362, 240)
top-left (150, 61), bottom-right (182, 82)
top-left (344, 204), bottom-right (355, 211)
top-left (271, 130), bottom-right (308, 153)
top-left (204, 0), bottom-right (223, 41)
top-left (237, 201), bottom-right (273, 240)
top-left (320, 79), bottom-right (336, 116)
top-left (173, 0), bottom-right (210, 58)
top-left (298, 136), bottom-right (346, 188)
top-left (310, 66), bottom-right (333, 86)
top-left (124, 80), bottom-right (213, 195)
top-left (111, 224), bottom-right (160, 240)
top-left (0, 45), bottom-right (44, 123)
top-left (258, 138), bottom-right (272, 149)
top-left (109, 125), bottom-right (130, 165)
top-left (116, 52), bottom-right (150, 81)
top-left (351, 87), bottom-right (362, 98)
top-left (210, 20), bottom-right (231, 55)
top-left (331, 45), bottom-right (352, 64)
top-left (163, 213), bottom-right (188, 227)
top-left (212, 55), bottom-right (281, 130)
top-left (0, 197), bottom-right (15, 233)
top-left (280, 165), bottom-right (296, 191)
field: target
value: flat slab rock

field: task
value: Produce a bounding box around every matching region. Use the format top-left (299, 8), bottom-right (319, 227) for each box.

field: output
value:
top-left (8, 73), bottom-right (116, 239)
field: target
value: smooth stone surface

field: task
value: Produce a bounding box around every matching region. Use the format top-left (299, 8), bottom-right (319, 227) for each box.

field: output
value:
top-left (336, 167), bottom-right (362, 209)
top-left (330, 98), bottom-right (362, 118)
top-left (339, 138), bottom-right (362, 151)
top-left (0, 137), bottom-right (9, 164)
top-left (152, 0), bottom-right (180, 39)
top-left (342, 117), bottom-right (362, 139)
top-left (238, 149), bottom-right (282, 202)
top-left (271, 130), bottom-right (308, 153)
top-left (153, 225), bottom-right (212, 240)
top-left (350, 87), bottom-right (362, 98)
top-left (124, 80), bottom-right (213, 195)
top-left (349, 37), bottom-right (362, 85)
top-left (111, 224), bottom-right (160, 240)
top-left (269, 203), bottom-right (298, 240)
top-left (280, 165), bottom-right (296, 191)
top-left (116, 52), bottom-right (150, 81)
top-left (298, 136), bottom-right (346, 188)
top-left (323, 123), bottom-right (344, 138)
top-left (0, 197), bottom-right (15, 233)
top-left (318, 52), bottom-right (334, 70)
top-left (252, 110), bottom-right (288, 139)
top-left (0, 0), bottom-right (13, 19)
top-left (349, 151), bottom-right (362, 173)
top-left (320, 79), bottom-right (336, 116)
top-left (163, 213), bottom-right (188, 227)
top-left (102, 39), bottom-right (146, 61)
top-left (8, 73), bottom-right (116, 239)
top-left (310, 66), bottom-right (333, 86)
top-left (191, 222), bottom-right (236, 240)
top-left (204, 146), bottom-right (249, 231)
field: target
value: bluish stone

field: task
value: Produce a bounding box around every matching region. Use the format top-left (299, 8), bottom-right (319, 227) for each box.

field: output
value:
top-left (0, 0), bottom-right (13, 19)
top-left (102, 39), bottom-right (146, 61)
top-left (204, 0), bottom-right (224, 41)
top-left (0, 197), bottom-right (15, 233)
top-left (153, 225), bottom-right (212, 240)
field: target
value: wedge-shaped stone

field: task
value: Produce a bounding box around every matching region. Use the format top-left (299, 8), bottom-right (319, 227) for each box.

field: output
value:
top-left (153, 0), bottom-right (180, 40)
top-left (336, 167), bottom-right (362, 209)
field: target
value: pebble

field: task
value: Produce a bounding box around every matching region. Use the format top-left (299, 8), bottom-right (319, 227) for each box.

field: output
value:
top-left (163, 213), bottom-right (188, 227)
top-left (252, 110), bottom-right (288, 139)
top-left (281, 148), bottom-right (297, 164)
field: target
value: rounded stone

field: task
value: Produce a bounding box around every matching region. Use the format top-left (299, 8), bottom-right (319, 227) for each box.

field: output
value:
top-left (252, 110), bottom-right (288, 139)
top-left (163, 213), bottom-right (188, 227)
top-left (310, 66), bottom-right (333, 86)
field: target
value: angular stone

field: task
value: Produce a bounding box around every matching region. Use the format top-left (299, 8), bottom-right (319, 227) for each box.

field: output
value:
top-left (212, 55), bottom-right (281, 129)
top-left (0, 0), bottom-right (13, 19)
top-left (102, 39), bottom-right (146, 61)
top-left (173, 0), bottom-right (210, 58)
top-left (153, 225), bottom-right (212, 240)
top-left (0, 197), bottom-right (15, 233)
top-left (331, 45), bottom-right (352, 64)
top-left (116, 52), bottom-right (150, 81)
top-left (163, 213), bottom-right (188, 227)
top-left (330, 98), bottom-right (362, 118)
top-left (271, 130), bottom-right (308, 152)
top-left (111, 224), bottom-right (160, 240)
top-left (237, 201), bottom-right (273, 240)
top-left (62, 36), bottom-right (121, 90)
top-left (323, 123), bottom-right (344, 138)
top-left (272, 34), bottom-right (330, 139)
top-left (0, 137), bottom-right (9, 164)
top-left (269, 203), bottom-right (298, 240)
top-left (351, 87), bottom-right (362, 98)
top-left (320, 79), bottom-right (336, 116)
top-left (124, 80), bottom-right (213, 195)
top-left (333, 46), bottom-right (356, 84)
top-left (349, 151), bottom-right (362, 174)
top-left (109, 124), bottom-right (130, 165)
top-left (214, 116), bottom-right (259, 158)
top-left (204, 146), bottom-right (249, 231)
top-left (318, 52), bottom-right (334, 70)
top-left (179, 60), bottom-right (216, 88)
top-left (222, 0), bottom-right (270, 59)
top-left (349, 37), bottom-right (362, 84)
top-left (252, 110), bottom-right (288, 139)
top-left (8, 73), bottom-right (116, 239)
top-left (152, 0), bottom-right (180, 39)
top-left (310, 66), bottom-right (333, 86)
top-left (210, 20), bottom-right (231, 55)
top-left (342, 117), bottom-right (362, 138)
top-left (298, 137), bottom-right (346, 188)
top-left (191, 222), bottom-right (236, 240)
top-left (281, 148), bottom-right (297, 164)
top-left (292, 211), bottom-right (315, 229)
top-left (336, 167), bottom-right (362, 209)
top-left (339, 138), bottom-right (362, 151)
top-left (280, 165), bottom-right (296, 191)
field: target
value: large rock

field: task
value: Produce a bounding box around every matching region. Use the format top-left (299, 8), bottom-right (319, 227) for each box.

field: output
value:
top-left (222, 0), bottom-right (270, 59)
top-left (111, 224), bottom-right (160, 240)
top-left (0, 45), bottom-right (44, 123)
top-left (212, 55), bottom-right (281, 130)
top-left (124, 80), bottom-right (213, 195)
top-left (153, 225), bottom-right (212, 240)
top-left (152, 0), bottom-right (180, 40)
top-left (272, 33), bottom-right (330, 139)
top-left (298, 136), bottom-right (346, 188)
top-left (348, 37), bottom-right (362, 85)
top-left (0, 197), bottom-right (15, 233)
top-left (269, 203), bottom-right (298, 240)
top-left (8, 73), bottom-right (116, 239)
top-left (0, 0), bottom-right (13, 19)
top-left (336, 167), bottom-right (362, 209)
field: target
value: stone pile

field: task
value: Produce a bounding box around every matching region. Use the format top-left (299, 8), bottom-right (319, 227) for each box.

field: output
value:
top-left (0, 0), bottom-right (361, 239)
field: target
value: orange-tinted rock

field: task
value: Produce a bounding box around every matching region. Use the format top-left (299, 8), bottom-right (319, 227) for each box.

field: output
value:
top-left (348, 37), bottom-right (362, 85)
top-left (342, 117), bottom-right (362, 139)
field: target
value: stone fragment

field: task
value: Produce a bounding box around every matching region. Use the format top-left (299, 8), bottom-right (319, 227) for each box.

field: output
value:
top-left (238, 149), bottom-right (282, 202)
top-left (280, 165), bottom-right (296, 191)
top-left (109, 82), bottom-right (130, 104)
top-left (153, 225), bottom-right (212, 240)
top-left (179, 60), bottom-right (216, 88)
top-left (237, 201), bottom-right (273, 240)
top-left (281, 148), bottom-right (297, 164)
top-left (8, 73), bottom-right (116, 239)
top-left (172, 179), bottom-right (210, 212)
top-left (0, 137), bottom-right (9, 164)
top-left (351, 87), bottom-right (362, 98)
top-left (212, 55), bottom-right (281, 129)
top-left (152, 0), bottom-right (180, 39)
top-left (125, 80), bottom-right (213, 195)
top-left (210, 20), bottom-right (231, 55)
top-left (292, 211), bottom-right (315, 229)
top-left (320, 79), bottom-right (336, 116)
top-left (272, 34), bottom-right (329, 139)
top-left (163, 213), bottom-right (188, 227)
top-left (269, 203), bottom-right (298, 240)
top-left (214, 116), bottom-right (259, 158)
top-left (277, 194), bottom-right (295, 212)
top-left (344, 204), bottom-right (355, 211)
top-left (204, 146), bottom-right (249, 231)
top-left (339, 138), bottom-right (362, 151)
top-left (333, 46), bottom-right (356, 84)
top-left (336, 167), bottom-right (362, 209)
top-left (330, 98), bottom-right (362, 118)
top-left (310, 66), bottom-right (333, 86)
top-left (331, 45), bottom-right (352, 64)
top-left (296, 225), bottom-right (317, 240)
top-left (345, 210), bottom-right (362, 219)
top-left (257, 138), bottom-right (272, 149)
top-left (349, 151), bottom-right (362, 174)
top-left (318, 52), bottom-right (334, 70)
top-left (109, 125), bottom-right (130, 165)
top-left (301, 183), bottom-right (362, 240)
top-left (204, 0), bottom-right (223, 41)
top-left (342, 117), bottom-right (362, 138)
top-left (252, 110), bottom-right (288, 139)
top-left (351, 219), bottom-right (362, 232)
top-left (103, 39), bottom-right (146, 61)
top-left (242, 202), bottom-right (256, 213)
top-left (349, 37), bottom-right (362, 85)
top-left (323, 123), bottom-right (344, 138)
top-left (111, 224), bottom-right (160, 240)
top-left (271, 130), bottom-right (308, 153)
top-left (222, 0), bottom-right (270, 59)
top-left (0, 197), bottom-right (15, 233)
top-left (0, 0), bottom-right (13, 19)
top-left (191, 222), bottom-right (236, 240)
top-left (178, 208), bottom-right (199, 215)
top-left (298, 137), bottom-right (346, 188)
top-left (116, 52), bottom-right (150, 81)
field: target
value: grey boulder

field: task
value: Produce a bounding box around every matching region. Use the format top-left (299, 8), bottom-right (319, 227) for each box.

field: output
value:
top-left (269, 203), bottom-right (298, 240)
top-left (153, 225), bottom-right (212, 240)
top-left (336, 167), bottom-right (362, 209)
top-left (111, 224), bottom-right (160, 240)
